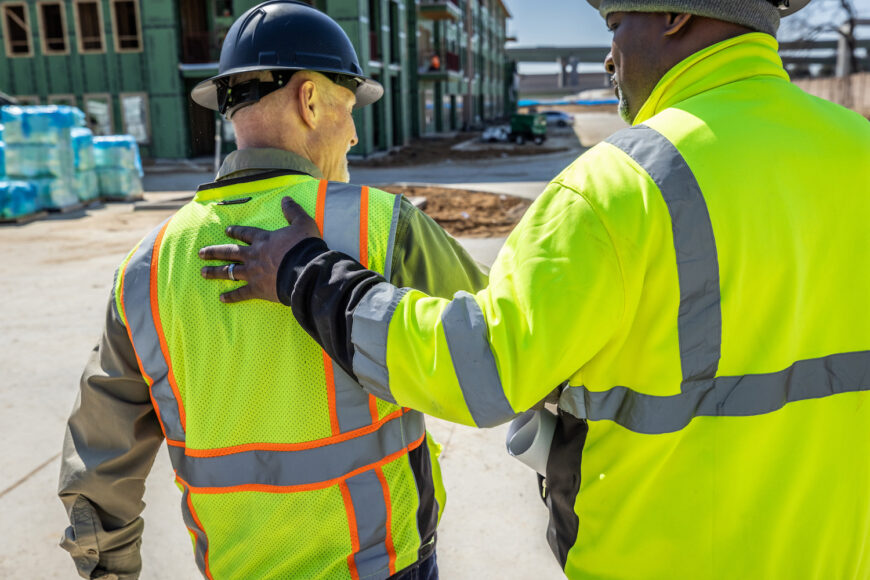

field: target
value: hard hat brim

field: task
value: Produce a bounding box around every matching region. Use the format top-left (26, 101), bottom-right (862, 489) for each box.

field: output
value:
top-left (584, 0), bottom-right (810, 17)
top-left (191, 66), bottom-right (385, 113)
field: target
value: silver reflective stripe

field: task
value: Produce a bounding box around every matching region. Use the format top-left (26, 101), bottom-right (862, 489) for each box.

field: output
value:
top-left (323, 182), bottom-right (363, 259)
top-left (347, 471), bottom-right (392, 580)
top-left (170, 411), bottom-right (425, 488)
top-left (333, 361), bottom-right (375, 432)
top-left (122, 219), bottom-right (186, 443)
top-left (352, 282), bottom-right (409, 404)
top-left (441, 292), bottom-right (515, 428)
top-left (607, 126), bottom-right (722, 382)
top-left (180, 483), bottom-right (209, 576)
top-left (560, 350), bottom-right (870, 434)
top-left (382, 193), bottom-right (402, 281)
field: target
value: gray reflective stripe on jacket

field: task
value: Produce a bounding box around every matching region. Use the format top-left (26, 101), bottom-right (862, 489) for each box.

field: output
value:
top-left (352, 285), bottom-right (517, 428)
top-left (607, 125), bottom-right (721, 383)
top-left (560, 350), bottom-right (870, 434)
top-left (169, 412), bottom-right (425, 489)
top-left (121, 217), bottom-right (186, 444)
top-left (561, 124), bottom-right (869, 433)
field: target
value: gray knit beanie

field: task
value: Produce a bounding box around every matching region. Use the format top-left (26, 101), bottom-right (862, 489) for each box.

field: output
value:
top-left (597, 0), bottom-right (781, 35)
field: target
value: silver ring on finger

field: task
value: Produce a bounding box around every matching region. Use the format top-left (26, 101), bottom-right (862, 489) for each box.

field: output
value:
top-left (228, 263), bottom-right (236, 282)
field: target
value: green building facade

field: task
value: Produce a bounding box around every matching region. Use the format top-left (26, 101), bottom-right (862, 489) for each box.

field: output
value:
top-left (0, 0), bottom-right (513, 159)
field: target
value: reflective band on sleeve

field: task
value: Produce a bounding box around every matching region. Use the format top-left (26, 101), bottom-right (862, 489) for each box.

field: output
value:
top-left (441, 292), bottom-right (516, 428)
top-left (383, 193), bottom-right (402, 281)
top-left (352, 283), bottom-right (410, 404)
top-left (560, 350), bottom-right (870, 434)
top-left (607, 126), bottom-right (722, 383)
top-left (346, 470), bottom-right (393, 580)
top-left (121, 219), bottom-right (186, 443)
top-left (170, 411), bottom-right (425, 489)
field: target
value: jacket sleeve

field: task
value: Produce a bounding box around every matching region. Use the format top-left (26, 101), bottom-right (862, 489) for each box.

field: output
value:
top-left (389, 196), bottom-right (489, 296)
top-left (284, 181), bottom-right (624, 427)
top-left (58, 287), bottom-right (165, 579)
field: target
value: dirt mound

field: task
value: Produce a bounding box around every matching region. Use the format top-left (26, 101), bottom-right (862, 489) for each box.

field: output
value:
top-left (379, 184), bottom-right (532, 238)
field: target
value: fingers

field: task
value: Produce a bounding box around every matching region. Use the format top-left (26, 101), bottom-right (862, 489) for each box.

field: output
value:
top-left (282, 197), bottom-right (309, 225)
top-left (199, 243), bottom-right (248, 262)
top-left (220, 284), bottom-right (258, 304)
top-left (225, 225), bottom-right (266, 245)
top-left (201, 264), bottom-right (246, 281)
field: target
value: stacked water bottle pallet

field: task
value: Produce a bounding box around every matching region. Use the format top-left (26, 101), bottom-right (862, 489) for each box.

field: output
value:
top-left (0, 105), bottom-right (145, 223)
top-left (95, 136), bottom-right (145, 202)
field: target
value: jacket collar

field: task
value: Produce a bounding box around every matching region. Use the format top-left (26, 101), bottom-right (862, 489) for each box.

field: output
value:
top-left (216, 147), bottom-right (324, 181)
top-left (633, 33), bottom-right (790, 126)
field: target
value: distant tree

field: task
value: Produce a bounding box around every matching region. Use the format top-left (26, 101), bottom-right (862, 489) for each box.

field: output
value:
top-left (779, 0), bottom-right (860, 74)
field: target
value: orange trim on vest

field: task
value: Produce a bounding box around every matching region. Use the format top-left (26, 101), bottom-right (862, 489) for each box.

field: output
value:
top-left (183, 408), bottom-right (406, 457)
top-left (183, 431), bottom-right (427, 495)
top-left (340, 481), bottom-right (362, 580)
top-left (368, 395), bottom-right (379, 424)
top-left (150, 220), bottom-right (188, 431)
top-left (179, 478), bottom-right (214, 580)
top-left (359, 186), bottom-right (370, 268)
top-left (375, 465), bottom-right (398, 575)
top-left (323, 351), bottom-right (340, 436)
top-left (315, 179), bottom-right (328, 235)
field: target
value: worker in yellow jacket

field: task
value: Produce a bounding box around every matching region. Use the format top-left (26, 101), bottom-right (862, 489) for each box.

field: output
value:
top-left (200, 0), bottom-right (870, 577)
top-left (58, 3), bottom-right (486, 579)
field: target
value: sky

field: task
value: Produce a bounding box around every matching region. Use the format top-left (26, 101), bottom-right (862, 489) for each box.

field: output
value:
top-left (504, 0), bottom-right (870, 73)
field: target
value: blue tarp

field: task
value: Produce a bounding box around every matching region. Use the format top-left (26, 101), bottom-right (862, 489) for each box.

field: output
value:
top-left (518, 98), bottom-right (618, 107)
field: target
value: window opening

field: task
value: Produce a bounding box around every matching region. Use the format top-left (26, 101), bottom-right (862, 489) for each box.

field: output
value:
top-left (39, 2), bottom-right (68, 54)
top-left (75, 1), bottom-right (105, 53)
top-left (3, 4), bottom-right (33, 57)
top-left (111, 0), bottom-right (141, 52)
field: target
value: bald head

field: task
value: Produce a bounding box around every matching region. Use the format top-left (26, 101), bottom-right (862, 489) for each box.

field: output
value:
top-left (604, 12), bottom-right (754, 123)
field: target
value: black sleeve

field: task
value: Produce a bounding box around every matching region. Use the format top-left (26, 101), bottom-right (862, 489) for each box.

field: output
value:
top-left (277, 237), bottom-right (382, 377)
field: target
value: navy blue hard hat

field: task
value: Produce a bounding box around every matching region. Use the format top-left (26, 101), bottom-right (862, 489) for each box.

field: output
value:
top-left (191, 0), bottom-right (383, 115)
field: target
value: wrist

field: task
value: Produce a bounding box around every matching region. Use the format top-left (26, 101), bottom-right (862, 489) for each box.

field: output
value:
top-left (276, 237), bottom-right (330, 305)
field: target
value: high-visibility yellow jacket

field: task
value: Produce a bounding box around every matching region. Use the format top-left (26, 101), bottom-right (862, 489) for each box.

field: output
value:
top-left (290, 34), bottom-right (870, 578)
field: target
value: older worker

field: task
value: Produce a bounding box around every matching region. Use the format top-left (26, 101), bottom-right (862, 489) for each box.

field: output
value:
top-left (58, 2), bottom-right (485, 579)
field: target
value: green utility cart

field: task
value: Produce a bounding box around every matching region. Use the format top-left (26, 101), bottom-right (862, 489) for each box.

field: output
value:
top-left (509, 113), bottom-right (547, 145)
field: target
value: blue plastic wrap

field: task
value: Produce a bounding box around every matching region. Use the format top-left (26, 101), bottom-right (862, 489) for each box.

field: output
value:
top-left (74, 170), bottom-right (100, 202)
top-left (97, 168), bottom-right (143, 199)
top-left (0, 180), bottom-right (39, 219)
top-left (71, 128), bottom-right (96, 172)
top-left (5, 142), bottom-right (75, 179)
top-left (32, 176), bottom-right (79, 209)
top-left (93, 135), bottom-right (144, 176)
top-left (0, 105), bottom-right (84, 145)
top-left (0, 142), bottom-right (5, 179)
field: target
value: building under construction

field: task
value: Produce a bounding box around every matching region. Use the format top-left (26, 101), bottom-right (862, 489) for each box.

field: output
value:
top-left (0, 0), bottom-right (514, 159)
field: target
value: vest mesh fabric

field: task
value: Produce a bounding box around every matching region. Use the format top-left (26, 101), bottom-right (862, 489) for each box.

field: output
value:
top-left (120, 174), bottom-right (430, 579)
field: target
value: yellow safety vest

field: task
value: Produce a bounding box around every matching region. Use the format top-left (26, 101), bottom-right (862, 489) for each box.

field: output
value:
top-left (115, 173), bottom-right (444, 579)
top-left (346, 34), bottom-right (870, 578)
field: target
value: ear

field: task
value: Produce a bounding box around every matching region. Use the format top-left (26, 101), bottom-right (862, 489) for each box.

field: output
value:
top-left (663, 13), bottom-right (692, 37)
top-left (296, 78), bottom-right (319, 131)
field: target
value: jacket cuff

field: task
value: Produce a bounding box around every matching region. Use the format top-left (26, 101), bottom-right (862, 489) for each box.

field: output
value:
top-left (276, 238), bottom-right (331, 306)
